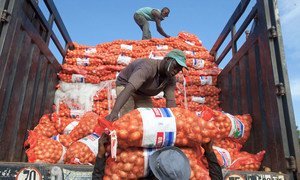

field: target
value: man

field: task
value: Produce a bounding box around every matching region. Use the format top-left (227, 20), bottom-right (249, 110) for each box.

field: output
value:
top-left (134, 7), bottom-right (171, 39)
top-left (105, 49), bottom-right (187, 121)
top-left (92, 135), bottom-right (223, 180)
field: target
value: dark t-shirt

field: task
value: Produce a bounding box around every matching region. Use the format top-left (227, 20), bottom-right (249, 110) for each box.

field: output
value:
top-left (116, 58), bottom-right (176, 100)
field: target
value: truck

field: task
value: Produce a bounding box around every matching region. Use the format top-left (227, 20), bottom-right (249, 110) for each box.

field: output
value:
top-left (0, 0), bottom-right (299, 179)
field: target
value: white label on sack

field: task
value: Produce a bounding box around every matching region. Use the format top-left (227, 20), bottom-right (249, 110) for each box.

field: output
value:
top-left (153, 91), bottom-right (164, 99)
top-left (138, 108), bottom-right (176, 148)
top-left (79, 133), bottom-right (100, 156)
top-left (143, 148), bottom-right (157, 176)
top-left (185, 40), bottom-right (195, 46)
top-left (213, 146), bottom-right (231, 168)
top-left (71, 74), bottom-right (85, 83)
top-left (225, 113), bottom-right (245, 139)
top-left (70, 109), bottom-right (85, 118)
top-left (63, 121), bottom-right (79, 135)
top-left (192, 96), bottom-right (205, 104)
top-left (84, 48), bottom-right (97, 54)
top-left (121, 44), bottom-right (133, 50)
top-left (184, 50), bottom-right (195, 55)
top-left (200, 76), bottom-right (213, 85)
top-left (192, 59), bottom-right (205, 69)
top-left (117, 55), bottom-right (131, 65)
top-left (57, 146), bottom-right (67, 163)
top-left (195, 111), bottom-right (202, 117)
top-left (156, 45), bottom-right (168, 50)
top-left (149, 52), bottom-right (164, 60)
top-left (76, 58), bottom-right (90, 66)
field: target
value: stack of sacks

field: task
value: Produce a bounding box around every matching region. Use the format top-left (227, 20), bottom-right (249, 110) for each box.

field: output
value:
top-left (99, 106), bottom-right (265, 179)
top-left (24, 32), bottom-right (266, 175)
top-left (98, 107), bottom-right (218, 179)
top-left (25, 104), bottom-right (265, 174)
top-left (103, 147), bottom-right (210, 180)
top-left (58, 32), bottom-right (221, 112)
top-left (195, 105), bottom-right (265, 171)
top-left (24, 111), bottom-right (104, 165)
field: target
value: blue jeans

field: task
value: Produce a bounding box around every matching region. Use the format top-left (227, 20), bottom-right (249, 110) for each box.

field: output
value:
top-left (134, 13), bottom-right (151, 40)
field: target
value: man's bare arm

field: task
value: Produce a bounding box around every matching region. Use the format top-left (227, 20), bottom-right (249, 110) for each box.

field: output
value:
top-left (152, 10), bottom-right (170, 38)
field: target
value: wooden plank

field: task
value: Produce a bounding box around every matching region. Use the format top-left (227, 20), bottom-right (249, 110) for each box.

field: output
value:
top-left (0, 0), bottom-right (17, 65)
top-left (0, 19), bottom-right (20, 113)
top-left (219, 70), bottom-right (232, 112)
top-left (239, 54), bottom-right (252, 114)
top-left (246, 42), bottom-right (264, 154)
top-left (232, 63), bottom-right (240, 114)
top-left (0, 27), bottom-right (26, 160)
top-left (23, 18), bottom-right (60, 69)
top-left (29, 55), bottom-right (48, 131)
top-left (238, 54), bottom-right (256, 151)
top-left (258, 33), bottom-right (286, 171)
top-left (4, 32), bottom-right (32, 161)
top-left (19, 45), bottom-right (41, 162)
top-left (13, 43), bottom-right (38, 162)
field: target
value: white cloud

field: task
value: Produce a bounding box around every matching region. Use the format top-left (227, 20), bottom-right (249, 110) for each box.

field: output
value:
top-left (290, 79), bottom-right (300, 97)
top-left (278, 0), bottom-right (300, 60)
top-left (281, 5), bottom-right (300, 24)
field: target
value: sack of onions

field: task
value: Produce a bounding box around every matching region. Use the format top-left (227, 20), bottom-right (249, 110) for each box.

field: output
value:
top-left (25, 131), bottom-right (65, 164)
top-left (64, 133), bottom-right (100, 165)
top-left (99, 107), bottom-right (218, 150)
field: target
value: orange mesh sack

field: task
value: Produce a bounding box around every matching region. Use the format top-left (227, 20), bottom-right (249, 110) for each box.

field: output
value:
top-left (25, 131), bottom-right (65, 164)
top-left (229, 150), bottom-right (266, 171)
top-left (99, 107), bottom-right (218, 151)
top-left (64, 133), bottom-right (101, 165)
top-left (33, 114), bottom-right (58, 138)
top-left (52, 115), bottom-right (79, 134)
top-left (103, 147), bottom-right (210, 180)
top-left (178, 32), bottom-right (203, 46)
top-left (205, 145), bottom-right (265, 171)
top-left (214, 138), bottom-right (243, 152)
top-left (53, 112), bottom-right (99, 147)
top-left (68, 112), bottom-right (99, 141)
top-left (196, 105), bottom-right (252, 144)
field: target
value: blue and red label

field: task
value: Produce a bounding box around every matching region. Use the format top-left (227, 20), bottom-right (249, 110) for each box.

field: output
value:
top-left (138, 108), bottom-right (177, 148)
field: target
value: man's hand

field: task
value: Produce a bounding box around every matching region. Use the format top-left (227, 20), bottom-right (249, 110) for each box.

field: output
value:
top-left (202, 140), bottom-right (214, 153)
top-left (97, 133), bottom-right (109, 158)
top-left (105, 113), bottom-right (118, 122)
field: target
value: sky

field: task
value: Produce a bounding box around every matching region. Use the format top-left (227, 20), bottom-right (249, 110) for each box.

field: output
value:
top-left (44, 0), bottom-right (300, 127)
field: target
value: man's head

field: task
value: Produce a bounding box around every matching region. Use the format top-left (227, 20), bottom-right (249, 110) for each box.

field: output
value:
top-left (161, 7), bottom-right (170, 18)
top-left (164, 49), bottom-right (187, 77)
top-left (149, 146), bottom-right (191, 180)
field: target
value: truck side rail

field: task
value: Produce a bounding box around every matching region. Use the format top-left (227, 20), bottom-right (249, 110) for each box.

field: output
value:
top-left (210, 0), bottom-right (252, 64)
top-left (27, 0), bottom-right (72, 60)
top-left (0, 0), bottom-right (71, 162)
top-left (210, 0), bottom-right (300, 179)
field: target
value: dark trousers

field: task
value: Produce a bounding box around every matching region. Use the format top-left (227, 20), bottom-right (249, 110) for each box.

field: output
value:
top-left (134, 13), bottom-right (151, 40)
